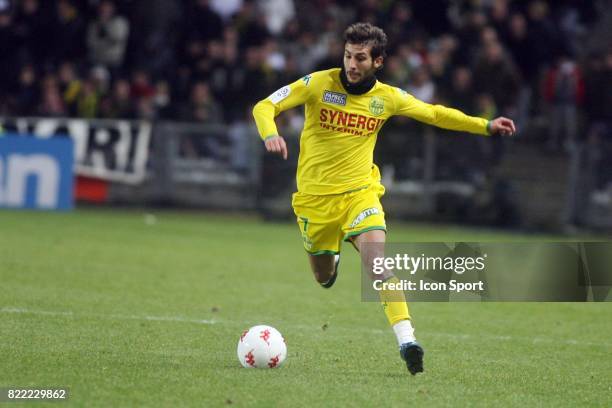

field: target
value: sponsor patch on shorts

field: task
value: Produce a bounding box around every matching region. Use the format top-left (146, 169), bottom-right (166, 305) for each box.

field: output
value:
top-left (349, 207), bottom-right (380, 228)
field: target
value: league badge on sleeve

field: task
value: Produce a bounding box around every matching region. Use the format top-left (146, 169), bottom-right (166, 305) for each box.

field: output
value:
top-left (269, 86), bottom-right (291, 104)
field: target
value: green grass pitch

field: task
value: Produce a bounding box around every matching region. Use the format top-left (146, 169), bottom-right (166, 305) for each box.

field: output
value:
top-left (0, 209), bottom-right (610, 407)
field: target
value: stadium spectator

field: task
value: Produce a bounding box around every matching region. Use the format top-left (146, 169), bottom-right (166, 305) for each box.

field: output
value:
top-left (443, 66), bottom-right (476, 114)
top-left (426, 34), bottom-right (458, 89)
top-left (134, 95), bottom-right (156, 120)
top-left (90, 65), bottom-right (111, 95)
top-left (51, 0), bottom-right (86, 65)
top-left (542, 54), bottom-right (584, 150)
top-left (183, 0), bottom-right (224, 70)
top-left (152, 80), bottom-right (174, 120)
top-left (506, 13), bottom-right (538, 85)
top-left (406, 66), bottom-right (435, 103)
top-left (258, 0), bottom-right (295, 35)
top-left (13, 0), bottom-right (50, 66)
top-left (314, 37), bottom-right (344, 72)
top-left (473, 41), bottom-right (521, 117)
top-left (488, 0), bottom-right (510, 41)
top-left (281, 27), bottom-right (320, 73)
top-left (127, 0), bottom-right (182, 78)
top-left (188, 0), bottom-right (224, 43)
top-left (179, 81), bottom-right (222, 123)
top-left (204, 40), bottom-right (242, 122)
top-left (13, 64), bottom-right (39, 115)
top-left (0, 0), bottom-right (603, 146)
top-left (100, 78), bottom-right (134, 119)
top-left (234, 1), bottom-right (271, 49)
top-left (38, 74), bottom-right (67, 117)
top-left (233, 47), bottom-right (276, 118)
top-left (76, 78), bottom-right (100, 118)
top-left (263, 38), bottom-right (286, 72)
top-left (525, 0), bottom-right (561, 70)
top-left (384, 1), bottom-right (423, 51)
top-left (130, 69), bottom-right (155, 100)
top-left (583, 50), bottom-right (612, 190)
top-left (382, 55), bottom-right (410, 89)
top-left (505, 12), bottom-right (537, 129)
top-left (476, 93), bottom-right (498, 122)
top-left (210, 0), bottom-right (243, 22)
top-left (87, 0), bottom-right (129, 70)
top-left (455, 9), bottom-right (488, 65)
top-left (58, 61), bottom-right (82, 116)
top-left (0, 4), bottom-right (19, 96)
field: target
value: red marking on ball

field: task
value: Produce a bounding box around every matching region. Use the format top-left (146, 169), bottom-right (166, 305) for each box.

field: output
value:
top-left (245, 350), bottom-right (255, 367)
top-left (260, 329), bottom-right (271, 345)
top-left (268, 354), bottom-right (280, 368)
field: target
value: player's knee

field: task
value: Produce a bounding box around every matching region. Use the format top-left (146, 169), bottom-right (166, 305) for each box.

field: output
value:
top-left (361, 251), bottom-right (389, 280)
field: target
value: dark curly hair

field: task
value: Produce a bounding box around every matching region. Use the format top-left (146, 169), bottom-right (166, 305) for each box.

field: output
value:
top-left (343, 22), bottom-right (388, 59)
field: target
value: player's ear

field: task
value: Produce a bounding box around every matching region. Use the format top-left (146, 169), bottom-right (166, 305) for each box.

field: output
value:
top-left (374, 56), bottom-right (384, 70)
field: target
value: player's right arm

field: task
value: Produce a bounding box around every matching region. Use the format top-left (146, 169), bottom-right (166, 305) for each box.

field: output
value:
top-left (253, 75), bottom-right (313, 160)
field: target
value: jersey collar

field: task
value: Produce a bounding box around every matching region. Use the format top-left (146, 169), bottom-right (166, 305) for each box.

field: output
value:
top-left (339, 68), bottom-right (377, 95)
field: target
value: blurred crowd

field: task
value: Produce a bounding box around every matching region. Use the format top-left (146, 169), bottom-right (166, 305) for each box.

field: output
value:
top-left (0, 0), bottom-right (610, 150)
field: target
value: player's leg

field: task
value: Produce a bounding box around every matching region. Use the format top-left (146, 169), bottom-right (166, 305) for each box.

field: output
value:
top-left (342, 180), bottom-right (424, 375)
top-left (351, 230), bottom-right (412, 330)
top-left (292, 192), bottom-right (343, 288)
top-left (342, 185), bottom-right (410, 327)
top-left (351, 229), bottom-right (424, 375)
top-left (307, 253), bottom-right (340, 288)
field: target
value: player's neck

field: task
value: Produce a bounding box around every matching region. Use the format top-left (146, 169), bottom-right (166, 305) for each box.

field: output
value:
top-left (339, 68), bottom-right (377, 95)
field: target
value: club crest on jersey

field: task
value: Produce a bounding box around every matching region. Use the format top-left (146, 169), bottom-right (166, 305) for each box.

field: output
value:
top-left (322, 90), bottom-right (347, 106)
top-left (369, 96), bottom-right (384, 116)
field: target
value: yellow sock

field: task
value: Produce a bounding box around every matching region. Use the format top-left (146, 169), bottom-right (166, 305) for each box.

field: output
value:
top-left (379, 276), bottom-right (411, 326)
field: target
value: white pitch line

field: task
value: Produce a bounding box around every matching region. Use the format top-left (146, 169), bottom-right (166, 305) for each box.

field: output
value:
top-left (2, 307), bottom-right (610, 349)
top-left (0, 307), bottom-right (216, 325)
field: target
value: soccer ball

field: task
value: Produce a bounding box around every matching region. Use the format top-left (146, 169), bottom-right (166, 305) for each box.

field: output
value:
top-left (237, 325), bottom-right (287, 368)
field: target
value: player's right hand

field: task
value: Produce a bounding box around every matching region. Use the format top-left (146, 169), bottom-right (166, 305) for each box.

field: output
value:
top-left (264, 136), bottom-right (288, 160)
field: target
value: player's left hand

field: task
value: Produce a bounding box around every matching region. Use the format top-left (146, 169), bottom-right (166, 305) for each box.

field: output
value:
top-left (489, 117), bottom-right (516, 136)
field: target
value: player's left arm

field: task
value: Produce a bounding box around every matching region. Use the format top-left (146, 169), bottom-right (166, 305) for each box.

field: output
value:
top-left (393, 89), bottom-right (516, 136)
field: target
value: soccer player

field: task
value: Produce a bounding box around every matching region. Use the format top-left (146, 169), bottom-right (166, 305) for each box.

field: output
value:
top-left (252, 22), bottom-right (515, 375)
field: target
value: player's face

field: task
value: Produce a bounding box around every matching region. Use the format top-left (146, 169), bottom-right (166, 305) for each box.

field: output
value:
top-left (343, 43), bottom-right (383, 83)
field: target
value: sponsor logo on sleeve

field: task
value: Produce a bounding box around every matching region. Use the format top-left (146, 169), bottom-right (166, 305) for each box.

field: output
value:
top-left (322, 90), bottom-right (347, 106)
top-left (302, 74), bottom-right (312, 86)
top-left (269, 86), bottom-right (291, 104)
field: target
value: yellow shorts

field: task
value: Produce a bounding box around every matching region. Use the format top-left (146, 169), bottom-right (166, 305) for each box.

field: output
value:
top-left (292, 183), bottom-right (386, 255)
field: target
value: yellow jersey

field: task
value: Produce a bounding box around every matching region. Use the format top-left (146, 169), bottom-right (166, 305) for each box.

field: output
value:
top-left (253, 68), bottom-right (489, 195)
